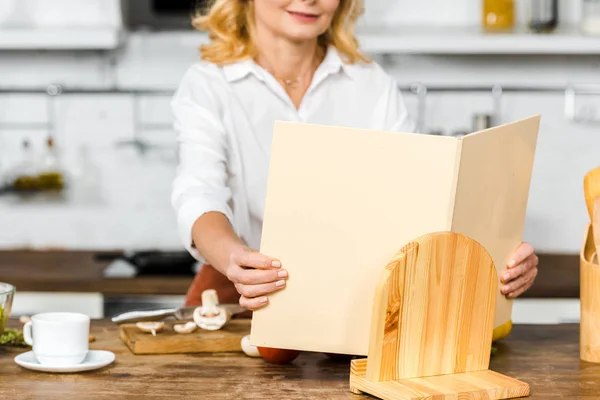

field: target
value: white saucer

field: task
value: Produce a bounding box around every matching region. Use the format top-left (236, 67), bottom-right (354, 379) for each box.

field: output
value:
top-left (14, 350), bottom-right (115, 373)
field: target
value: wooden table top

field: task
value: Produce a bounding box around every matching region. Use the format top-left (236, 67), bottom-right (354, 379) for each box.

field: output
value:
top-left (1, 320), bottom-right (599, 399)
top-left (0, 250), bottom-right (192, 295)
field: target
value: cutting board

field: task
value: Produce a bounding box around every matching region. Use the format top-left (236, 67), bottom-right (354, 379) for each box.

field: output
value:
top-left (119, 320), bottom-right (251, 355)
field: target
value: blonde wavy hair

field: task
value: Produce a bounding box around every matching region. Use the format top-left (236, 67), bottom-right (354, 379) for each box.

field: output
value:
top-left (192, 0), bottom-right (369, 65)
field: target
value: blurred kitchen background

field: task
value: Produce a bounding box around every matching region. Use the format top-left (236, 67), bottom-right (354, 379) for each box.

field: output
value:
top-left (0, 0), bottom-right (597, 322)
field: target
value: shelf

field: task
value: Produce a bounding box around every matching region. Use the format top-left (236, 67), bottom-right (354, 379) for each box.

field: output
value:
top-left (0, 28), bottom-right (124, 50)
top-left (9, 26), bottom-right (595, 54)
top-left (356, 25), bottom-right (600, 55)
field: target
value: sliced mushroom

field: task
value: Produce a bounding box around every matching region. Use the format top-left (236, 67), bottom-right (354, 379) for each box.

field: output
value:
top-left (241, 335), bottom-right (260, 357)
top-left (193, 289), bottom-right (230, 330)
top-left (19, 316), bottom-right (31, 324)
top-left (173, 321), bottom-right (197, 334)
top-left (136, 321), bottom-right (165, 336)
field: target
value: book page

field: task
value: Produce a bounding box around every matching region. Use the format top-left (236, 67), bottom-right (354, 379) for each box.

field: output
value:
top-left (250, 121), bottom-right (459, 355)
top-left (452, 115), bottom-right (540, 328)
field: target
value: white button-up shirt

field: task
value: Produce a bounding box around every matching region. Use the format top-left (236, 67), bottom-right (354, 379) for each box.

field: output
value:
top-left (171, 46), bottom-right (415, 261)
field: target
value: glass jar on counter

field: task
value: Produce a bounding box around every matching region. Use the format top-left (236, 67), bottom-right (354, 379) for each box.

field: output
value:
top-left (483, 0), bottom-right (515, 31)
top-left (582, 0), bottom-right (600, 35)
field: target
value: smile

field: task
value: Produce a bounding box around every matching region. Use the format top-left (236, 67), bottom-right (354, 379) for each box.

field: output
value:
top-left (287, 11), bottom-right (320, 23)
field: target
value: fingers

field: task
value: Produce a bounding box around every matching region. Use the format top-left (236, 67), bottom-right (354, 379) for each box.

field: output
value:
top-left (506, 269), bottom-right (537, 298)
top-left (500, 253), bottom-right (538, 284)
top-left (227, 247), bottom-right (288, 285)
top-left (500, 262), bottom-right (528, 284)
top-left (502, 266), bottom-right (538, 298)
top-left (228, 265), bottom-right (287, 285)
top-left (235, 280), bottom-right (286, 299)
top-left (227, 248), bottom-right (289, 311)
top-left (507, 242), bottom-right (535, 268)
top-left (239, 295), bottom-right (269, 311)
top-left (232, 249), bottom-right (281, 270)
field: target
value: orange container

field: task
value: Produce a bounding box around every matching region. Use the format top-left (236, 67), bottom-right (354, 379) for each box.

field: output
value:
top-left (483, 0), bottom-right (515, 30)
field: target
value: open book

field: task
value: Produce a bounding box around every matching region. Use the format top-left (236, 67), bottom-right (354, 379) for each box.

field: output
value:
top-left (250, 115), bottom-right (540, 355)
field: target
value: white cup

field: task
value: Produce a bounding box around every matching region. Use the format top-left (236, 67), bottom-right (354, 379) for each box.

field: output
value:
top-left (23, 312), bottom-right (90, 366)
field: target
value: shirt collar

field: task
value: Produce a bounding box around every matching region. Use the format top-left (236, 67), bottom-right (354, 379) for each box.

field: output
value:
top-left (319, 45), bottom-right (354, 79)
top-left (222, 58), bottom-right (259, 83)
top-left (221, 45), bottom-right (355, 83)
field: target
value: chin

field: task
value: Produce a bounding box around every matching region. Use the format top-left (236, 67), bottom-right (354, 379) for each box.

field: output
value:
top-left (283, 27), bottom-right (327, 43)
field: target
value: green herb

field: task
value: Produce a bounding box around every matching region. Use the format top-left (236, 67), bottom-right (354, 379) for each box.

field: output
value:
top-left (490, 346), bottom-right (498, 356)
top-left (0, 328), bottom-right (27, 347)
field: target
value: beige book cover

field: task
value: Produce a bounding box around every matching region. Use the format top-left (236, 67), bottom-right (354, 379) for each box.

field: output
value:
top-left (250, 115), bottom-right (540, 356)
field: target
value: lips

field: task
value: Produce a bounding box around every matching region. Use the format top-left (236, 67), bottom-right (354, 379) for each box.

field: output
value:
top-left (287, 10), bottom-right (320, 22)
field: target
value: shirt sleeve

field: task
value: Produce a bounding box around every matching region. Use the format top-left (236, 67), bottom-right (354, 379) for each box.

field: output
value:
top-left (170, 66), bottom-right (234, 261)
top-left (382, 75), bottom-right (417, 134)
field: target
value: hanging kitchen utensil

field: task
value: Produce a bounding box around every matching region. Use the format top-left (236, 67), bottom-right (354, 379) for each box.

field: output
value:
top-left (584, 166), bottom-right (600, 219)
top-left (410, 82), bottom-right (427, 134)
top-left (472, 113), bottom-right (492, 132)
top-left (492, 84), bottom-right (503, 126)
top-left (529, 0), bottom-right (558, 33)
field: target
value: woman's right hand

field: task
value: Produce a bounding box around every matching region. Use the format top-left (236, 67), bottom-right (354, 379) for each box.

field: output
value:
top-left (226, 246), bottom-right (288, 311)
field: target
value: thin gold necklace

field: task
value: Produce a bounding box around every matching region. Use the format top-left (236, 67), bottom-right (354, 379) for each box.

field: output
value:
top-left (264, 68), bottom-right (305, 87)
top-left (258, 48), bottom-right (324, 88)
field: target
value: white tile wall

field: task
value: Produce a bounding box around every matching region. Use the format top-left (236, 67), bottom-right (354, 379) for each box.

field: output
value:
top-left (0, 0), bottom-right (598, 253)
top-left (0, 91), bottom-right (182, 250)
top-left (406, 91), bottom-right (600, 253)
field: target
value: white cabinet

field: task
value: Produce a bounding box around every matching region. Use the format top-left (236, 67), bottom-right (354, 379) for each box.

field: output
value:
top-left (0, 0), bottom-right (122, 50)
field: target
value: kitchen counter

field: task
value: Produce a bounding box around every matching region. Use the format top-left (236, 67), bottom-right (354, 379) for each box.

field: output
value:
top-left (1, 321), bottom-right (599, 399)
top-left (0, 250), bottom-right (579, 298)
top-left (0, 250), bottom-right (192, 295)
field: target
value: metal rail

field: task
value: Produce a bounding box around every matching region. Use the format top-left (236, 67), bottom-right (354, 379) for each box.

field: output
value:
top-left (1, 83), bottom-right (599, 136)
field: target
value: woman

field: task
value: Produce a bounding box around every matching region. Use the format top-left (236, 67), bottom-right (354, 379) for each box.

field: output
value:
top-left (171, 0), bottom-right (539, 312)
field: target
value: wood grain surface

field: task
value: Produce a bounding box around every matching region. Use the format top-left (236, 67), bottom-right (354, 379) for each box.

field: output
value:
top-left (351, 359), bottom-right (529, 400)
top-left (1, 320), bottom-right (600, 399)
top-left (594, 197), bottom-right (600, 255)
top-left (366, 232), bottom-right (496, 382)
top-left (580, 223), bottom-right (600, 363)
top-left (119, 320), bottom-right (250, 355)
top-left (353, 232), bottom-right (528, 399)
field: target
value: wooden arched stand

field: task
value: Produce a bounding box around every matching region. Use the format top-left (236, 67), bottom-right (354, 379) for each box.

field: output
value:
top-left (349, 232), bottom-right (530, 399)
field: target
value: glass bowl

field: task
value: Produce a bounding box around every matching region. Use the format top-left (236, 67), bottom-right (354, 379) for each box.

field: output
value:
top-left (0, 283), bottom-right (15, 335)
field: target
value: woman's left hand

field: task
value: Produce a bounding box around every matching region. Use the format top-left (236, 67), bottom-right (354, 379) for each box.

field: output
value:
top-left (500, 242), bottom-right (539, 298)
